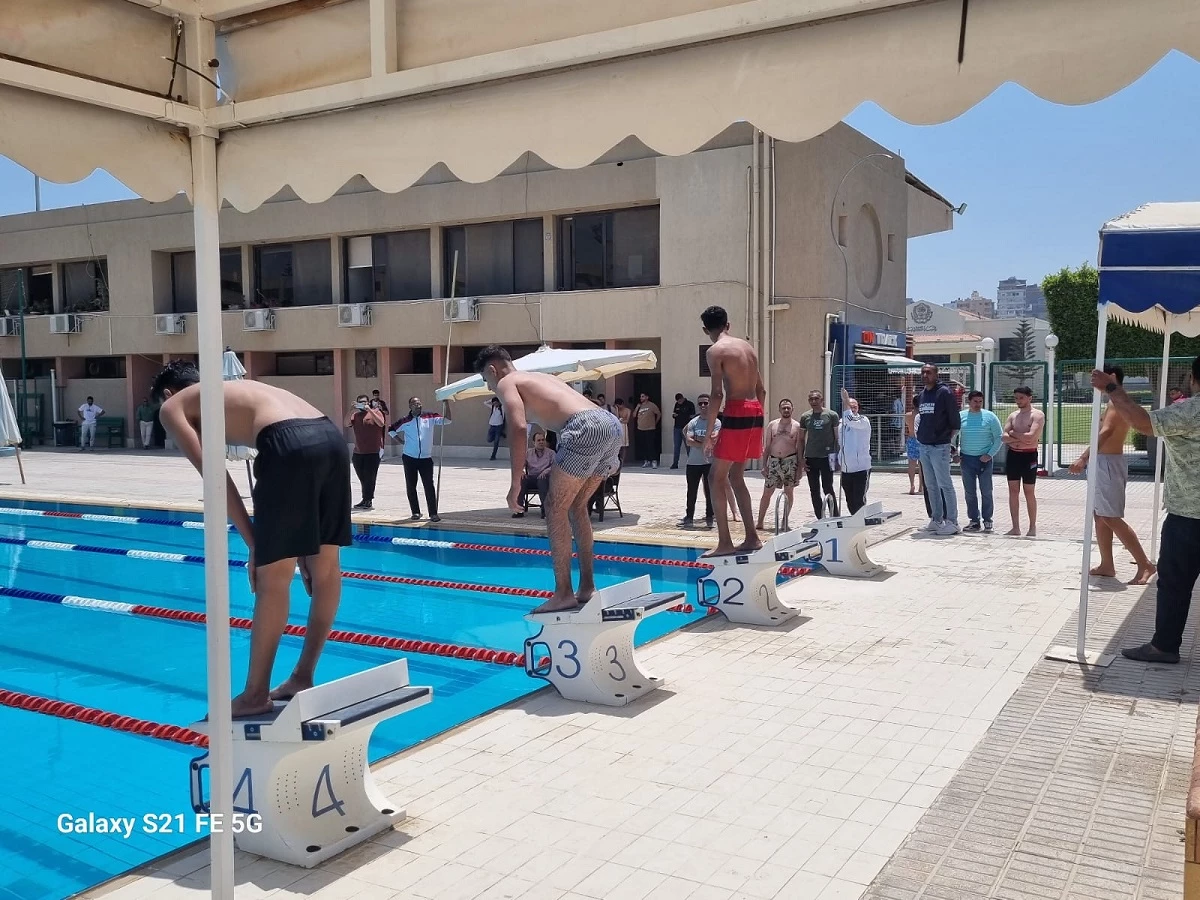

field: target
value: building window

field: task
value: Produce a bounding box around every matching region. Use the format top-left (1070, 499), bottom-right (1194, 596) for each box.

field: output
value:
top-left (887, 233), bottom-right (896, 262)
top-left (837, 216), bottom-right (848, 248)
top-left (172, 249), bottom-right (244, 313)
top-left (0, 266), bottom-right (53, 316)
top-left (83, 356), bottom-right (127, 379)
top-left (275, 351), bottom-right (334, 376)
top-left (443, 219), bottom-right (543, 298)
top-left (253, 240), bottom-right (332, 307)
top-left (559, 207), bottom-right (659, 290)
top-left (344, 230), bottom-right (431, 304)
top-left (698, 345), bottom-right (711, 378)
top-left (411, 347), bottom-right (434, 375)
top-left (61, 259), bottom-right (109, 312)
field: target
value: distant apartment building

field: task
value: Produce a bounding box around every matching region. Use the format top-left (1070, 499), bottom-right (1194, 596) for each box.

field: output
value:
top-left (996, 277), bottom-right (1028, 318)
top-left (1025, 283), bottom-right (1047, 319)
top-left (950, 291), bottom-right (994, 319)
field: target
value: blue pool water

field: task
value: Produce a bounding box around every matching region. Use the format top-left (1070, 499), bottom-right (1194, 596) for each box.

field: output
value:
top-left (0, 501), bottom-right (709, 900)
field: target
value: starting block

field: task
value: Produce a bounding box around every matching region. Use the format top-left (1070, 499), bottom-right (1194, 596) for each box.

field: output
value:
top-left (697, 529), bottom-right (821, 626)
top-left (802, 500), bottom-right (901, 578)
top-left (523, 575), bottom-right (684, 707)
top-left (188, 659), bottom-right (432, 868)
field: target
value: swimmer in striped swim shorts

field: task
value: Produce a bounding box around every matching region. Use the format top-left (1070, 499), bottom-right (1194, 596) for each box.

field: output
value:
top-left (473, 344), bottom-right (623, 615)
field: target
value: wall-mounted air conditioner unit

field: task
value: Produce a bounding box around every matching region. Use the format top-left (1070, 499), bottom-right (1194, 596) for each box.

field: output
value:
top-left (0, 317), bottom-right (21, 337)
top-left (337, 303), bottom-right (371, 327)
top-left (443, 297), bottom-right (479, 323)
top-left (50, 314), bottom-right (81, 334)
top-left (243, 308), bottom-right (275, 332)
top-left (155, 314), bottom-right (186, 335)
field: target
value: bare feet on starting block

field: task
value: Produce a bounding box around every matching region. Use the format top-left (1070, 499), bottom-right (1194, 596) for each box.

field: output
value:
top-left (270, 674), bottom-right (312, 702)
top-left (735, 539), bottom-right (763, 553)
top-left (530, 593), bottom-right (584, 615)
top-left (701, 543), bottom-right (741, 558)
top-left (230, 691), bottom-right (275, 719)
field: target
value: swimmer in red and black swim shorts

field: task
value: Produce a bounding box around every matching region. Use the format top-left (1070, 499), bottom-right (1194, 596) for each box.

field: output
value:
top-left (713, 398), bottom-right (765, 462)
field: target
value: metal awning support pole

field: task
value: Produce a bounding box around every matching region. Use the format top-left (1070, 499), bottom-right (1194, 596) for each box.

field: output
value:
top-left (1150, 327), bottom-right (1171, 559)
top-left (1047, 301), bottom-right (1113, 667)
top-left (191, 128), bottom-right (236, 897)
top-left (435, 252), bottom-right (458, 505)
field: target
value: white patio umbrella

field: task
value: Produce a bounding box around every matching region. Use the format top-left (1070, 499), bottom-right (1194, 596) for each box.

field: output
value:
top-left (435, 345), bottom-right (658, 402)
top-left (222, 349), bottom-right (255, 491)
top-left (0, 371), bottom-right (25, 485)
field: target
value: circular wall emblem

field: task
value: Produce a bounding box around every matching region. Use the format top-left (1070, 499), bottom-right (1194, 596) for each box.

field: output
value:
top-left (912, 303), bottom-right (933, 324)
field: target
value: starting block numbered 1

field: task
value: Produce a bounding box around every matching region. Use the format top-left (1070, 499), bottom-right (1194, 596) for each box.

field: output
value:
top-left (697, 529), bottom-right (821, 626)
top-left (803, 500), bottom-right (901, 578)
top-left (188, 658), bottom-right (431, 868)
top-left (524, 575), bottom-right (684, 707)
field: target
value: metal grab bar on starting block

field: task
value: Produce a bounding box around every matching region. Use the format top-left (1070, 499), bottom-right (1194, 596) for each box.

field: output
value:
top-left (523, 576), bottom-right (684, 707)
top-left (188, 658), bottom-right (431, 868)
top-left (697, 529), bottom-right (821, 626)
top-left (803, 500), bottom-right (901, 578)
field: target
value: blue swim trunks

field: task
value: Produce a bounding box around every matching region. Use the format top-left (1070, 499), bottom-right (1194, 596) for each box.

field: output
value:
top-left (906, 435), bottom-right (920, 460)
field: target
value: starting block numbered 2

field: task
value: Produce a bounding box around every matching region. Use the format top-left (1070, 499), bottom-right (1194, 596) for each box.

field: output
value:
top-left (188, 658), bottom-right (431, 868)
top-left (803, 500), bottom-right (901, 578)
top-left (524, 575), bottom-right (684, 707)
top-left (697, 529), bottom-right (821, 626)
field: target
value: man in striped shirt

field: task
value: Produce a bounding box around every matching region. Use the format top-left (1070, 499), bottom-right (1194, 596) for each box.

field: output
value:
top-left (955, 390), bottom-right (1003, 533)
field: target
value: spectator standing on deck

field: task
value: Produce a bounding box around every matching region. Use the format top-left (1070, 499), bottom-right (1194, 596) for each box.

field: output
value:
top-left (905, 393), bottom-right (923, 495)
top-left (839, 386), bottom-right (873, 514)
top-left (634, 393), bottom-right (662, 467)
top-left (136, 396), bottom-right (157, 449)
top-left (799, 390), bottom-right (840, 518)
top-left (955, 390), bottom-right (1003, 533)
top-left (486, 398), bottom-right (505, 460)
top-left (679, 394), bottom-right (720, 528)
top-left (1091, 358), bottom-right (1200, 664)
top-left (347, 394), bottom-right (386, 510)
top-left (755, 398), bottom-right (801, 531)
top-left (78, 396), bottom-right (104, 451)
top-left (389, 396), bottom-right (449, 522)
top-left (916, 364), bottom-right (961, 535)
top-left (671, 393), bottom-right (696, 469)
top-left (1001, 386), bottom-right (1045, 536)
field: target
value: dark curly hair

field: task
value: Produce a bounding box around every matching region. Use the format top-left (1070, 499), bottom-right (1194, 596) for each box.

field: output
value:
top-left (151, 359), bottom-right (200, 402)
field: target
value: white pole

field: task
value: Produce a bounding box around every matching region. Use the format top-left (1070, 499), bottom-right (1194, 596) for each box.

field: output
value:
top-left (1150, 327), bottom-right (1171, 559)
top-left (191, 130), bottom-right (236, 897)
top-left (823, 349), bottom-right (833, 404)
top-left (1045, 340), bottom-right (1057, 475)
top-left (1076, 303), bottom-right (1109, 660)
top-left (974, 349), bottom-right (983, 400)
top-left (49, 368), bottom-right (58, 431)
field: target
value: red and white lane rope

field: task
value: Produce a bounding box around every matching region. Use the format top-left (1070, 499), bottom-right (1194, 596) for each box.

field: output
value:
top-left (0, 687), bottom-right (208, 747)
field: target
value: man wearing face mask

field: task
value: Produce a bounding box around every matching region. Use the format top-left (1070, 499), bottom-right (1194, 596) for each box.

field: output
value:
top-left (389, 396), bottom-right (451, 521)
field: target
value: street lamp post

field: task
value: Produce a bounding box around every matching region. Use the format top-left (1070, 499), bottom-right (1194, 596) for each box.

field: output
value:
top-left (1044, 333), bottom-right (1059, 475)
top-left (15, 268), bottom-right (28, 437)
top-left (829, 152), bottom-right (894, 364)
top-left (980, 337), bottom-right (995, 405)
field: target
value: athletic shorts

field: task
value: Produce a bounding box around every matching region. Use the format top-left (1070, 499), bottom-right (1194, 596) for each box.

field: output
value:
top-left (765, 454), bottom-right (799, 489)
top-left (1005, 448), bottom-right (1040, 484)
top-left (252, 417), bottom-right (352, 566)
top-left (714, 399), bottom-right (764, 462)
top-left (906, 436), bottom-right (920, 461)
top-left (554, 408), bottom-right (623, 480)
top-left (1094, 453), bottom-right (1128, 518)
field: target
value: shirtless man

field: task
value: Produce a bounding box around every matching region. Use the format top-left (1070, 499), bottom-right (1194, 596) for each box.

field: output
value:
top-left (152, 359), bottom-right (351, 718)
top-left (1001, 386), bottom-right (1045, 536)
top-left (699, 305), bottom-right (766, 557)
top-left (755, 398), bottom-right (801, 531)
top-left (474, 344), bottom-right (624, 614)
top-left (1068, 364), bottom-right (1156, 584)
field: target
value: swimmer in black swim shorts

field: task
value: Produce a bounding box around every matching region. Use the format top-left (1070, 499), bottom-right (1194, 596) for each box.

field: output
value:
top-left (153, 360), bottom-right (352, 718)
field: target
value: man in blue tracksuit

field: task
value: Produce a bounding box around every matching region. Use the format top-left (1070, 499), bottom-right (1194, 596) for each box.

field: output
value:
top-left (916, 363), bottom-right (962, 535)
top-left (954, 390), bottom-right (1003, 532)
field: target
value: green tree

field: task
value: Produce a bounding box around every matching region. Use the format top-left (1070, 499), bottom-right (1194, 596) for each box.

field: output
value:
top-left (1014, 319), bottom-right (1035, 360)
top-left (1042, 263), bottom-right (1200, 361)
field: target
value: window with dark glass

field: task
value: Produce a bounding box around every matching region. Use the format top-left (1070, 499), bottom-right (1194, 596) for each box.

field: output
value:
top-left (443, 218), bottom-right (543, 298)
top-left (344, 230), bottom-right (431, 304)
top-left (61, 259), bottom-right (110, 312)
top-left (0, 265), bottom-right (53, 315)
top-left (83, 356), bottom-right (127, 379)
top-left (253, 240), bottom-right (332, 307)
top-left (172, 249), bottom-right (244, 313)
top-left (558, 207), bottom-right (659, 290)
top-left (275, 351), bottom-right (335, 377)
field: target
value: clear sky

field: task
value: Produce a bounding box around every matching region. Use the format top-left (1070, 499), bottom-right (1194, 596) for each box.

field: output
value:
top-left (1, 50), bottom-right (1197, 305)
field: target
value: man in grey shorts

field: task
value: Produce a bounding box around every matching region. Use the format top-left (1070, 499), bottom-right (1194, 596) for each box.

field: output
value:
top-left (1069, 364), bottom-right (1156, 584)
top-left (474, 345), bottom-right (623, 614)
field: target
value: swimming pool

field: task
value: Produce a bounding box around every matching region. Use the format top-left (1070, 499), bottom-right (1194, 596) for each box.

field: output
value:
top-left (0, 500), bottom-right (712, 900)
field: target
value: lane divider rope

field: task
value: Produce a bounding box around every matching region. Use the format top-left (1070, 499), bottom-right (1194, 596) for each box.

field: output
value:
top-left (0, 687), bottom-right (208, 748)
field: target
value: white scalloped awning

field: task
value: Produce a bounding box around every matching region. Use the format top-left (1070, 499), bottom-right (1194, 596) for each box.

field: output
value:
top-left (0, 0), bottom-right (1197, 211)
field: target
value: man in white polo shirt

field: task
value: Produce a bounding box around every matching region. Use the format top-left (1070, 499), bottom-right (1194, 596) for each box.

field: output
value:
top-left (77, 395), bottom-right (104, 451)
top-left (838, 386), bottom-right (873, 514)
top-left (388, 396), bottom-right (450, 522)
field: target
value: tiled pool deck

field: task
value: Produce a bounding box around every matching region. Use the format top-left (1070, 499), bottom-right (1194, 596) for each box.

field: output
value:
top-left (0, 450), bottom-right (1188, 900)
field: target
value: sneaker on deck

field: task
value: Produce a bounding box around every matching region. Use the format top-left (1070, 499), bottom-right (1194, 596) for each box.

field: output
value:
top-left (963, 521), bottom-right (981, 532)
top-left (1121, 643), bottom-right (1179, 664)
top-left (984, 521), bottom-right (994, 532)
top-left (936, 521), bottom-right (961, 536)
top-left (923, 519), bottom-right (941, 533)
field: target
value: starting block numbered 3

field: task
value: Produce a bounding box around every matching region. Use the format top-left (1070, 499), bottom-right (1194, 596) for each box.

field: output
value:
top-left (803, 500), bottom-right (901, 578)
top-left (524, 575), bottom-right (684, 707)
top-left (697, 529), bottom-right (821, 626)
top-left (188, 658), bottom-right (431, 868)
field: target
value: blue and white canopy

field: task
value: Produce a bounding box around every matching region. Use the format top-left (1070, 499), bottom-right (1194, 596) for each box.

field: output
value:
top-left (1099, 202), bottom-right (1200, 336)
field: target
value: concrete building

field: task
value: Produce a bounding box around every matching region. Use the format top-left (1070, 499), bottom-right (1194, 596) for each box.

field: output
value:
top-left (0, 122), bottom-right (953, 452)
top-left (906, 299), bottom-right (1050, 365)
top-left (950, 291), bottom-right (995, 319)
top-left (996, 276), bottom-right (1029, 318)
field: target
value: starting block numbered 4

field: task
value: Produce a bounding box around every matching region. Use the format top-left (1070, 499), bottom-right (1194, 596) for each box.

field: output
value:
top-left (803, 500), bottom-right (901, 578)
top-left (697, 530), bottom-right (821, 626)
top-left (188, 658), bottom-right (431, 868)
top-left (524, 575), bottom-right (684, 707)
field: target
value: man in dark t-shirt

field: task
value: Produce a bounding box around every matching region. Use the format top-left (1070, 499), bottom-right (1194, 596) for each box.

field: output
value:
top-left (671, 393), bottom-right (697, 468)
top-left (348, 394), bottom-right (386, 510)
top-left (916, 365), bottom-right (962, 535)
